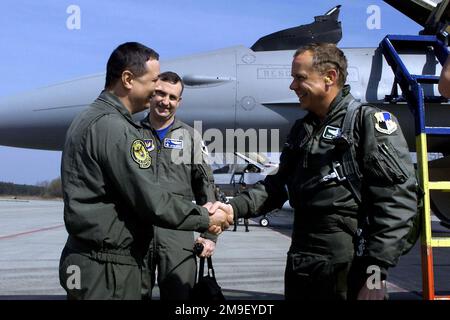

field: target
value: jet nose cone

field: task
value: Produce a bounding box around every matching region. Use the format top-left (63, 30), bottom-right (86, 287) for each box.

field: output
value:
top-left (0, 93), bottom-right (37, 149)
top-left (0, 76), bottom-right (102, 150)
top-left (0, 93), bottom-right (67, 150)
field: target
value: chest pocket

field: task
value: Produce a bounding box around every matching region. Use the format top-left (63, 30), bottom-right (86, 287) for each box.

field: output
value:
top-left (363, 142), bottom-right (408, 186)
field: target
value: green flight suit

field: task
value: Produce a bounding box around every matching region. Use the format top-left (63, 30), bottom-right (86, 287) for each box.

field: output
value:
top-left (229, 86), bottom-right (417, 300)
top-left (140, 117), bottom-right (217, 300)
top-left (59, 91), bottom-right (210, 300)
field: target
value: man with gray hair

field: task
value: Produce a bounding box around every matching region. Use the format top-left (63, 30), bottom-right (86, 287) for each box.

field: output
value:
top-left (211, 43), bottom-right (417, 300)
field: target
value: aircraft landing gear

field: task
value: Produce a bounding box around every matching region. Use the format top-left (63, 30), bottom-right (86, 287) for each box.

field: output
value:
top-left (259, 217), bottom-right (269, 227)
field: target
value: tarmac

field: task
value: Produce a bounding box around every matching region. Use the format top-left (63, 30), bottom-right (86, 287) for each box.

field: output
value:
top-left (0, 199), bottom-right (449, 300)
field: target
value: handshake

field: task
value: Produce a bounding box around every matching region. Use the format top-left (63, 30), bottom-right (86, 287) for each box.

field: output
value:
top-left (203, 201), bottom-right (234, 235)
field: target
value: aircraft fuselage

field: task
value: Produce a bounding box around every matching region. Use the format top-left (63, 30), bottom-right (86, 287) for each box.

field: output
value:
top-left (0, 46), bottom-right (447, 153)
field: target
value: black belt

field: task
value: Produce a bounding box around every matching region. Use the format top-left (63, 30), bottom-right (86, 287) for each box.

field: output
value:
top-left (295, 213), bottom-right (358, 235)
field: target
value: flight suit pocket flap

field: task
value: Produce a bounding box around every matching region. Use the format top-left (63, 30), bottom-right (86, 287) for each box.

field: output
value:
top-left (290, 252), bottom-right (332, 280)
top-left (363, 143), bottom-right (408, 185)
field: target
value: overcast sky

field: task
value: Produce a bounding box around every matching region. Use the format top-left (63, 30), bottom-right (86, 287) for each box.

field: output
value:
top-left (0, 0), bottom-right (421, 185)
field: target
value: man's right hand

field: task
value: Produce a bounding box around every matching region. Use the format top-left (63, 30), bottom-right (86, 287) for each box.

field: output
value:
top-left (208, 201), bottom-right (234, 224)
top-left (208, 208), bottom-right (230, 234)
top-left (203, 202), bottom-right (234, 234)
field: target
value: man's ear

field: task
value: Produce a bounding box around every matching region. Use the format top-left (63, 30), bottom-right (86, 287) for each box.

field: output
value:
top-left (324, 69), bottom-right (338, 86)
top-left (121, 70), bottom-right (134, 89)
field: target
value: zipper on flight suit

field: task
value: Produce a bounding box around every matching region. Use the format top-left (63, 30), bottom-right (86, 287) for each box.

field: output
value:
top-left (302, 119), bottom-right (329, 169)
top-left (303, 107), bottom-right (346, 170)
top-left (154, 124), bottom-right (178, 184)
top-left (300, 125), bottom-right (313, 169)
top-left (153, 130), bottom-right (162, 184)
top-left (156, 144), bottom-right (161, 183)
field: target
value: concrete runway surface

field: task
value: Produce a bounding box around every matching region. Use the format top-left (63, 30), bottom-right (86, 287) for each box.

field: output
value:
top-left (0, 199), bottom-right (449, 300)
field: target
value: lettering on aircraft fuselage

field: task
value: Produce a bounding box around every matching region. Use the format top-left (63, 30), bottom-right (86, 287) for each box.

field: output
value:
top-left (255, 67), bottom-right (359, 82)
top-left (257, 68), bottom-right (291, 79)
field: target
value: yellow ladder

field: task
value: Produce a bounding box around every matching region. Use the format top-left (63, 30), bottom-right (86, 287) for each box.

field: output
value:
top-left (381, 34), bottom-right (450, 299)
top-left (417, 134), bottom-right (450, 300)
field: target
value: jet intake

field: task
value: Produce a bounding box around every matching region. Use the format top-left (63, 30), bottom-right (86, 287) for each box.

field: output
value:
top-left (183, 75), bottom-right (236, 87)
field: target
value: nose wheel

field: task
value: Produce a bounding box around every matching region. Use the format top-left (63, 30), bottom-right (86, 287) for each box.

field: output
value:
top-left (259, 217), bottom-right (269, 227)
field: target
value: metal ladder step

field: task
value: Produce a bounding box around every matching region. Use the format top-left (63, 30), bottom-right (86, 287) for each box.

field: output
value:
top-left (413, 75), bottom-right (440, 84)
top-left (424, 127), bottom-right (450, 135)
top-left (431, 238), bottom-right (450, 247)
top-left (428, 181), bottom-right (450, 190)
top-left (380, 33), bottom-right (450, 300)
top-left (387, 34), bottom-right (442, 44)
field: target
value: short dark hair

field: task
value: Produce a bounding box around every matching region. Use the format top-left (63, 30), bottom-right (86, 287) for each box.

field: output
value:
top-left (158, 71), bottom-right (184, 96)
top-left (294, 43), bottom-right (348, 88)
top-left (105, 42), bottom-right (159, 89)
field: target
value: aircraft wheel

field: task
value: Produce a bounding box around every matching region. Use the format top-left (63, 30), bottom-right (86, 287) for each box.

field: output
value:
top-left (260, 217), bottom-right (269, 227)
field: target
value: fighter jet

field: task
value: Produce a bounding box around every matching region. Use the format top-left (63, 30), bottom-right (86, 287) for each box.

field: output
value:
top-left (0, 2), bottom-right (448, 153)
top-left (0, 1), bottom-right (449, 221)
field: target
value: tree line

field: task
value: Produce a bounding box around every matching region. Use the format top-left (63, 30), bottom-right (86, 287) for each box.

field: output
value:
top-left (0, 177), bottom-right (62, 198)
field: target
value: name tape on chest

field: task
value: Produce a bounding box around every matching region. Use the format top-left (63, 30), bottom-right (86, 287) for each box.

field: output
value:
top-left (374, 112), bottom-right (397, 135)
top-left (131, 139), bottom-right (152, 168)
top-left (164, 138), bottom-right (184, 149)
top-left (322, 125), bottom-right (341, 140)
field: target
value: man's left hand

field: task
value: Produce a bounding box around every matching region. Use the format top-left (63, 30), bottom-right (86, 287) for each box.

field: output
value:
top-left (195, 236), bottom-right (216, 257)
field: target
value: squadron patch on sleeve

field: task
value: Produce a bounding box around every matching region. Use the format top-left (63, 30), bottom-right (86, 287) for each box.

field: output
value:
top-left (131, 139), bottom-right (152, 169)
top-left (144, 139), bottom-right (155, 152)
top-left (374, 112), bottom-right (398, 135)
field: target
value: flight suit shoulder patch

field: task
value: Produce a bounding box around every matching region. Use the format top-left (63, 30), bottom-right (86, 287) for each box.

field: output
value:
top-left (373, 111), bottom-right (398, 135)
top-left (144, 139), bottom-right (155, 152)
top-left (131, 139), bottom-right (152, 169)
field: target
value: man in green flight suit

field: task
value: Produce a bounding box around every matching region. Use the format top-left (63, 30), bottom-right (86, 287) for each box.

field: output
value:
top-left (210, 43), bottom-right (417, 300)
top-left (140, 71), bottom-right (218, 300)
top-left (59, 42), bottom-right (232, 300)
